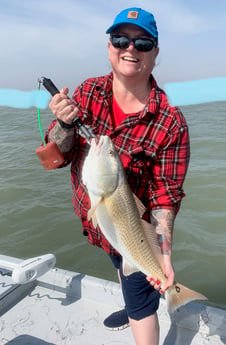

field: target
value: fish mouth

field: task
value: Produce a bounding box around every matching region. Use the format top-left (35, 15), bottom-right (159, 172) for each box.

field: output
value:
top-left (90, 135), bottom-right (108, 155)
top-left (96, 135), bottom-right (106, 150)
top-left (97, 135), bottom-right (105, 146)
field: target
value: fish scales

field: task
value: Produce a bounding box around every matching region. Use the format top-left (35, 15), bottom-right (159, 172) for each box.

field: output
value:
top-left (102, 182), bottom-right (166, 281)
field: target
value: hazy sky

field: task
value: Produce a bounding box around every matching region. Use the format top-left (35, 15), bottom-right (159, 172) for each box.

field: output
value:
top-left (1, 0), bottom-right (225, 94)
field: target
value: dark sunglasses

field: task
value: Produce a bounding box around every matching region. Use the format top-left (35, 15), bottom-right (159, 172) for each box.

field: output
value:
top-left (110, 35), bottom-right (157, 52)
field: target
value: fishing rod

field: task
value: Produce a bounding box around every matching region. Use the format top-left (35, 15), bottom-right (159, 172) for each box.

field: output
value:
top-left (0, 254), bottom-right (56, 284)
top-left (36, 77), bottom-right (96, 170)
top-left (39, 77), bottom-right (96, 143)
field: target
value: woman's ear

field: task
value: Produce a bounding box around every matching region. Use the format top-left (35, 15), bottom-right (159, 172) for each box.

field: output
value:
top-left (107, 40), bottom-right (111, 61)
top-left (155, 47), bottom-right (160, 58)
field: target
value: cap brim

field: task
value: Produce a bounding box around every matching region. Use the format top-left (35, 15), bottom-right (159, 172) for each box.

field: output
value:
top-left (106, 22), bottom-right (157, 38)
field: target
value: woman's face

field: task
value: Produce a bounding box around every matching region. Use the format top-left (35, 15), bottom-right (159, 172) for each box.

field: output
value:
top-left (108, 24), bottom-right (159, 81)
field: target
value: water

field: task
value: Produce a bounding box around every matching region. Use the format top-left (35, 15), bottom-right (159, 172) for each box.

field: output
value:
top-left (0, 102), bottom-right (225, 309)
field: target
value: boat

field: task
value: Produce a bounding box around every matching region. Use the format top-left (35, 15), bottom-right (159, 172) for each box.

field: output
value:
top-left (0, 254), bottom-right (225, 345)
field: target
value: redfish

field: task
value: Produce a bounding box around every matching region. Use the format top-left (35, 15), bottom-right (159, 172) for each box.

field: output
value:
top-left (82, 136), bottom-right (207, 313)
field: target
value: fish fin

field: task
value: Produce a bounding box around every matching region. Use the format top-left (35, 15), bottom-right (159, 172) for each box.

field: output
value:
top-left (141, 219), bottom-right (165, 271)
top-left (90, 213), bottom-right (98, 228)
top-left (166, 283), bottom-right (208, 314)
top-left (122, 257), bottom-right (139, 276)
top-left (87, 196), bottom-right (103, 222)
top-left (133, 193), bottom-right (146, 217)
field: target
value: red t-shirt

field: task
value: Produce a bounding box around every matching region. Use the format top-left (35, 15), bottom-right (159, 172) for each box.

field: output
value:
top-left (112, 96), bottom-right (128, 127)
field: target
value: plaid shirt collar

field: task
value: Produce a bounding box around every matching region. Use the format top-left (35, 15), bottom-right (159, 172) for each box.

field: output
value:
top-left (89, 72), bottom-right (163, 122)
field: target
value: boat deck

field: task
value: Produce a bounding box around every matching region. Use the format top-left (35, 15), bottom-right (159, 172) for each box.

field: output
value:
top-left (0, 266), bottom-right (226, 345)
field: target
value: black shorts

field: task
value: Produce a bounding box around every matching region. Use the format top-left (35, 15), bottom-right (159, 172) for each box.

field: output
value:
top-left (109, 254), bottom-right (160, 321)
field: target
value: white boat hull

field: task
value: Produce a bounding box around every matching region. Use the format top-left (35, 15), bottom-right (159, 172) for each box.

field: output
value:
top-left (0, 255), bottom-right (225, 345)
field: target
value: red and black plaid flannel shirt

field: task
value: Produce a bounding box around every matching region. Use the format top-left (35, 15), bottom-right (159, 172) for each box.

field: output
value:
top-left (45, 73), bottom-right (190, 256)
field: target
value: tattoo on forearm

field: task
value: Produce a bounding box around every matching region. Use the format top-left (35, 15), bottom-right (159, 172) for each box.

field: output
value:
top-left (49, 122), bottom-right (74, 153)
top-left (157, 234), bottom-right (171, 255)
top-left (151, 209), bottom-right (175, 256)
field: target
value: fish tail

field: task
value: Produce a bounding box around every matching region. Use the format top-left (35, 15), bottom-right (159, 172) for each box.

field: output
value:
top-left (165, 282), bottom-right (208, 314)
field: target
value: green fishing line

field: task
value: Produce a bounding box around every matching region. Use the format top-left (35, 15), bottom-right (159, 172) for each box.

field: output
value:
top-left (37, 88), bottom-right (46, 146)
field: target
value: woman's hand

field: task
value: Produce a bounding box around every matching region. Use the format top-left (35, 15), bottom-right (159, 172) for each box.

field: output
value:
top-left (49, 87), bottom-right (79, 124)
top-left (147, 255), bottom-right (175, 294)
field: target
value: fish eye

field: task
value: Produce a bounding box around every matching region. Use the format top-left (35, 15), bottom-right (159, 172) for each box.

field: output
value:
top-left (109, 149), bottom-right (114, 155)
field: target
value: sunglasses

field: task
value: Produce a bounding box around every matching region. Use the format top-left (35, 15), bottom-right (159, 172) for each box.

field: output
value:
top-left (110, 35), bottom-right (157, 52)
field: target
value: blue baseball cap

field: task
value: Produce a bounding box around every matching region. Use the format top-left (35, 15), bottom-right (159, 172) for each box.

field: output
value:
top-left (106, 7), bottom-right (158, 40)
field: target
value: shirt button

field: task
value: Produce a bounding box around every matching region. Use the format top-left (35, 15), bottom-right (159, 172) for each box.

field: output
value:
top-left (100, 90), bottom-right (106, 97)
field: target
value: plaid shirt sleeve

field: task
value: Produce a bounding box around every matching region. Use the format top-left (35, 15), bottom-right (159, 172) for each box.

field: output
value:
top-left (145, 106), bottom-right (190, 215)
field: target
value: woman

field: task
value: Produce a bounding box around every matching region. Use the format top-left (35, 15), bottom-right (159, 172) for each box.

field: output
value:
top-left (46, 7), bottom-right (190, 345)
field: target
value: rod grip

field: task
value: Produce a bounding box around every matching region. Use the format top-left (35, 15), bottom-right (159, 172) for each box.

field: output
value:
top-left (42, 78), bottom-right (60, 96)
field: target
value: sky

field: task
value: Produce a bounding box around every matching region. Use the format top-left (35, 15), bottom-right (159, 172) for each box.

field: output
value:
top-left (0, 0), bottom-right (226, 94)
